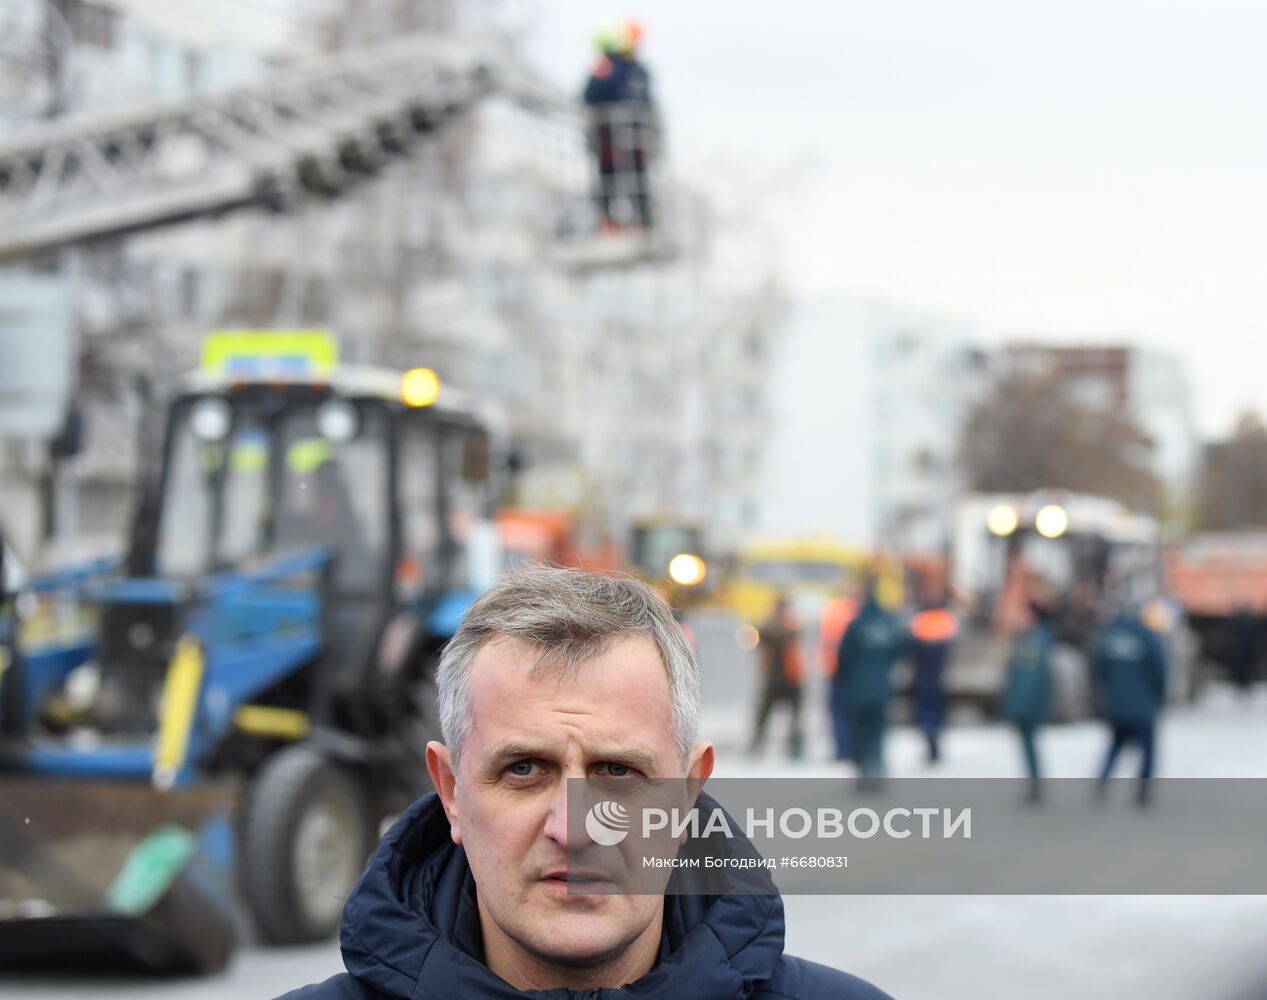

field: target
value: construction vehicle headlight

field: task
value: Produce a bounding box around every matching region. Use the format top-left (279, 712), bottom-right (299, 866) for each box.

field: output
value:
top-left (987, 505), bottom-right (1019, 537)
top-left (190, 397), bottom-right (232, 442)
top-left (1035, 504), bottom-right (1069, 539)
top-left (668, 553), bottom-right (707, 587)
top-left (401, 368), bottom-right (440, 407)
top-left (317, 399), bottom-right (359, 443)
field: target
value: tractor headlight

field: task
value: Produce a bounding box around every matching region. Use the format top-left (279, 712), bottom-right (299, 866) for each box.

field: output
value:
top-left (190, 397), bottom-right (232, 442)
top-left (64, 662), bottom-right (102, 712)
top-left (317, 399), bottom-right (359, 443)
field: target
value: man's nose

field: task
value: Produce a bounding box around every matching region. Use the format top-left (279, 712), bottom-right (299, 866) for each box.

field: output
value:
top-left (542, 778), bottom-right (573, 848)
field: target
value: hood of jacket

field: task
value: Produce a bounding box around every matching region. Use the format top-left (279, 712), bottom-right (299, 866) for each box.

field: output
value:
top-left (338, 792), bottom-right (786, 999)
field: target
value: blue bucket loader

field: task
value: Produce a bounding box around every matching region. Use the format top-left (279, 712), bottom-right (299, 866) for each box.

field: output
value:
top-left (0, 332), bottom-right (503, 973)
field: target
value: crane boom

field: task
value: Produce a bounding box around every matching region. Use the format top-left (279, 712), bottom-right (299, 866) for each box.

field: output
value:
top-left (0, 34), bottom-right (571, 262)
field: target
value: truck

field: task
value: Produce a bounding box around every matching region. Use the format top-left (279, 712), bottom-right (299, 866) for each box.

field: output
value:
top-left (1166, 532), bottom-right (1267, 689)
top-left (947, 490), bottom-right (1188, 720)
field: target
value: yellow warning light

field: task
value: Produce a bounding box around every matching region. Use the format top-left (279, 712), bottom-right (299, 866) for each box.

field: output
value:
top-left (401, 368), bottom-right (440, 407)
top-left (1035, 504), bottom-right (1070, 539)
top-left (668, 552), bottom-right (707, 587)
top-left (986, 505), bottom-right (1019, 537)
top-left (735, 624), bottom-right (760, 651)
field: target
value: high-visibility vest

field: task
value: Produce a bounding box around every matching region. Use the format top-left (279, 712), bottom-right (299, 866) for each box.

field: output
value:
top-left (911, 607), bottom-right (959, 643)
top-left (780, 631), bottom-right (806, 686)
top-left (762, 615), bottom-right (805, 686)
top-left (819, 597), bottom-right (859, 677)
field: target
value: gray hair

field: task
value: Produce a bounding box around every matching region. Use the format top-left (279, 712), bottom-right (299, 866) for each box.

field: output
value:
top-left (436, 565), bottom-right (701, 764)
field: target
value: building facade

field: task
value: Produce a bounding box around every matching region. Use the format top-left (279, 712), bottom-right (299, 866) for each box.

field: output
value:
top-left (0, 0), bottom-right (780, 565)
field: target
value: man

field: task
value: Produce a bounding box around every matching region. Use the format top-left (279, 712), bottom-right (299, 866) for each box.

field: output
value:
top-left (908, 592), bottom-right (958, 765)
top-left (582, 20), bottom-right (657, 229)
top-left (1229, 603), bottom-right (1258, 696)
top-left (1000, 598), bottom-right (1056, 804)
top-left (749, 596), bottom-right (805, 759)
top-left (819, 593), bottom-right (858, 761)
top-left (1094, 604), bottom-right (1168, 806)
top-left (834, 579), bottom-right (904, 789)
top-left (280, 566), bottom-right (890, 998)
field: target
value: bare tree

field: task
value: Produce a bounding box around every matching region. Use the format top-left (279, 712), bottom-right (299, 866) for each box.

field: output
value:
top-left (958, 369), bottom-right (1163, 513)
top-left (1198, 411), bottom-right (1267, 530)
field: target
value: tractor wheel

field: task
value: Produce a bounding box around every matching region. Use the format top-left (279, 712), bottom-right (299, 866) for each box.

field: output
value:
top-left (241, 745), bottom-right (373, 945)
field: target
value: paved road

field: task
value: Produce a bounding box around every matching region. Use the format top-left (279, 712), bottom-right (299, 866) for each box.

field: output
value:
top-left (4, 614), bottom-right (1267, 999)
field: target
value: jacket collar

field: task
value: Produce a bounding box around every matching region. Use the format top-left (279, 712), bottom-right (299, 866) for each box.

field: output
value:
top-left (340, 793), bottom-right (785, 998)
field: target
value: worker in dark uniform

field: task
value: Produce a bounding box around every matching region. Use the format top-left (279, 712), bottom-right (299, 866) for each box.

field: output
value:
top-left (909, 593), bottom-right (958, 765)
top-left (1000, 599), bottom-right (1055, 803)
top-left (749, 597), bottom-right (805, 759)
top-left (821, 594), bottom-right (858, 761)
top-left (836, 581), bottom-right (904, 788)
top-left (1094, 605), bottom-right (1168, 805)
top-left (582, 21), bottom-right (657, 229)
top-left (1229, 604), bottom-right (1257, 696)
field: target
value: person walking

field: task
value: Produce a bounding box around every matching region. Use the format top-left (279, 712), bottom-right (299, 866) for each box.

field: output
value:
top-left (908, 593), bottom-right (958, 765)
top-left (1229, 604), bottom-right (1257, 697)
top-left (819, 593), bottom-right (858, 761)
top-left (1000, 600), bottom-right (1055, 803)
top-left (749, 597), bottom-right (805, 759)
top-left (835, 582), bottom-right (904, 788)
top-left (1094, 605), bottom-right (1168, 806)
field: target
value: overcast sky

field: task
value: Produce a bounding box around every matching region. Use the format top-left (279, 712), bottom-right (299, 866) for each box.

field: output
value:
top-left (529, 1), bottom-right (1267, 437)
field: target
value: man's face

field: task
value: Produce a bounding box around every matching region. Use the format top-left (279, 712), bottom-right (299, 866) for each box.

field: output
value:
top-left (427, 634), bottom-right (712, 974)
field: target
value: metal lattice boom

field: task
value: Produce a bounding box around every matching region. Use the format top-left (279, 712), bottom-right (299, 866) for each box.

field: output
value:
top-left (0, 34), bottom-right (571, 262)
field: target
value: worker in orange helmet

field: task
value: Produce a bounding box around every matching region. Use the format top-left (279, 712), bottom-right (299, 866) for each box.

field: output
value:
top-left (582, 18), bottom-right (657, 229)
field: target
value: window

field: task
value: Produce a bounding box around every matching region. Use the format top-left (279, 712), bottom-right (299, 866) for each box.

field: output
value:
top-left (53, 0), bottom-right (116, 49)
top-left (399, 417), bottom-right (441, 574)
top-left (274, 406), bottom-right (388, 591)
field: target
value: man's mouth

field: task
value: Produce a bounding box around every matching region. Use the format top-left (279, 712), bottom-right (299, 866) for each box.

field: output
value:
top-left (541, 870), bottom-right (610, 887)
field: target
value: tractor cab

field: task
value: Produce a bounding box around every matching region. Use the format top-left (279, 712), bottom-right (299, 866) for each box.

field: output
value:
top-left (135, 336), bottom-right (499, 704)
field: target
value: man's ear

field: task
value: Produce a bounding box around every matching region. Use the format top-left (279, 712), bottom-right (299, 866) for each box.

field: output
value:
top-left (679, 742), bottom-right (715, 845)
top-left (686, 741), bottom-right (714, 797)
top-left (426, 741), bottom-right (462, 845)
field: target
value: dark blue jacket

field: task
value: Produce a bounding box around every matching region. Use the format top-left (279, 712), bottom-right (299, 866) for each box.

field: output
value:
top-left (1093, 613), bottom-right (1167, 724)
top-left (1000, 621), bottom-right (1054, 727)
top-left (835, 599), bottom-right (904, 711)
top-left (276, 794), bottom-right (891, 1000)
top-left (583, 53), bottom-right (653, 106)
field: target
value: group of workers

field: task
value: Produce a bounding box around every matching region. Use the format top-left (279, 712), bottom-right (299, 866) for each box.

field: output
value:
top-left (750, 581), bottom-right (1169, 804)
top-left (1002, 595), bottom-right (1167, 804)
top-left (750, 581), bottom-right (955, 787)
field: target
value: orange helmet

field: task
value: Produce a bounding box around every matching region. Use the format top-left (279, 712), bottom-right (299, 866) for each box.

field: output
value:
top-left (620, 19), bottom-right (644, 52)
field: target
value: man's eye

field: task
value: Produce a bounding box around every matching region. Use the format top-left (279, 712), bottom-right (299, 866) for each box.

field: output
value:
top-left (507, 760), bottom-right (538, 777)
top-left (600, 762), bottom-right (633, 778)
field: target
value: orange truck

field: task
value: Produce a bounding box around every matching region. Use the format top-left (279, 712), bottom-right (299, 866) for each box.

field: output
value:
top-left (1167, 533), bottom-right (1267, 683)
top-left (494, 508), bottom-right (623, 573)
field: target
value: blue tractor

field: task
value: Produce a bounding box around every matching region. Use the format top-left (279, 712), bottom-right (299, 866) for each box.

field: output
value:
top-left (0, 332), bottom-right (503, 972)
